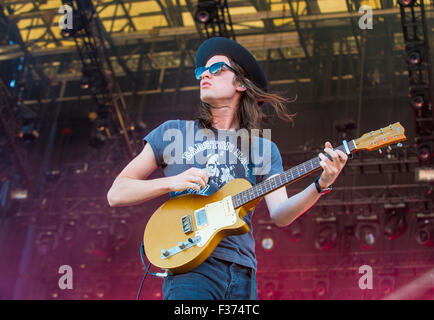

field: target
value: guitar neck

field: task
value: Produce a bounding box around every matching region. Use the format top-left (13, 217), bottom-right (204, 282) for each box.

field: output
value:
top-left (231, 140), bottom-right (357, 209)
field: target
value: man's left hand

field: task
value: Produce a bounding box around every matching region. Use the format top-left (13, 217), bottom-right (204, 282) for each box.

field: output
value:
top-left (318, 141), bottom-right (348, 189)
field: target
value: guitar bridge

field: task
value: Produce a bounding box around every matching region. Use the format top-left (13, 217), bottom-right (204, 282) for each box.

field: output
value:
top-left (160, 236), bottom-right (201, 259)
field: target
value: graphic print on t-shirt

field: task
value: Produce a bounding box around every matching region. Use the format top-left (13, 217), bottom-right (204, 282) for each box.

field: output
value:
top-left (171, 140), bottom-right (251, 198)
top-left (204, 152), bottom-right (235, 189)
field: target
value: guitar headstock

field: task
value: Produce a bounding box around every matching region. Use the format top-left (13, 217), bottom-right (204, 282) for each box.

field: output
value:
top-left (355, 122), bottom-right (407, 151)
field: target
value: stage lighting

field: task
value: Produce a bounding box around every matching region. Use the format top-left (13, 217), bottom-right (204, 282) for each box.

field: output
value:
top-left (398, 0), bottom-right (417, 6)
top-left (415, 220), bottom-right (434, 246)
top-left (88, 111), bottom-right (97, 122)
top-left (415, 167), bottom-right (434, 182)
top-left (60, 220), bottom-right (78, 245)
top-left (61, 28), bottom-right (74, 38)
top-left (355, 223), bottom-right (379, 250)
top-left (89, 131), bottom-right (107, 148)
top-left (20, 119), bottom-right (40, 143)
top-left (408, 51), bottom-right (421, 64)
top-left (258, 280), bottom-right (278, 300)
top-left (409, 88), bottom-right (429, 109)
top-left (84, 229), bottom-right (109, 258)
top-left (417, 140), bottom-right (432, 166)
top-left (284, 219), bottom-right (304, 242)
top-left (261, 237), bottom-right (274, 251)
top-left (111, 219), bottom-right (130, 249)
top-left (418, 145), bottom-right (430, 160)
top-left (150, 284), bottom-right (162, 299)
top-left (314, 223), bottom-right (337, 251)
top-left (398, 0), bottom-right (416, 7)
top-left (313, 278), bottom-right (330, 299)
top-left (194, 0), bottom-right (218, 24)
top-left (10, 189), bottom-right (28, 200)
top-left (384, 203), bottom-right (407, 240)
top-left (406, 44), bottom-right (425, 65)
top-left (129, 120), bottom-right (147, 133)
top-left (45, 169), bottom-right (61, 182)
top-left (258, 225), bottom-right (276, 252)
top-left (379, 276), bottom-right (395, 295)
top-left (96, 103), bottom-right (111, 131)
top-left (80, 79), bottom-right (89, 89)
top-left (411, 95), bottom-right (425, 109)
top-left (94, 282), bottom-right (109, 299)
top-left (35, 231), bottom-right (59, 256)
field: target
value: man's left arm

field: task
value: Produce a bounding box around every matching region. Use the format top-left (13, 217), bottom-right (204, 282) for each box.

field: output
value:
top-left (265, 141), bottom-right (348, 227)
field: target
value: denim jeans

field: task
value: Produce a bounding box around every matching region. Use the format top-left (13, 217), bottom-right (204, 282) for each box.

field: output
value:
top-left (162, 256), bottom-right (257, 300)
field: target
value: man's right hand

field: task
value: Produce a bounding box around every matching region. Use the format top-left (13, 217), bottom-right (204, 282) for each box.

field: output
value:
top-left (168, 167), bottom-right (209, 192)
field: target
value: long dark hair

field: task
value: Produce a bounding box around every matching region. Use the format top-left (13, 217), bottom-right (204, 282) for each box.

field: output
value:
top-left (196, 57), bottom-right (297, 137)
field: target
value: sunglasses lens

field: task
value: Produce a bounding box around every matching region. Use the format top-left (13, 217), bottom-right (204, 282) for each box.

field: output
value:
top-left (195, 67), bottom-right (206, 80)
top-left (209, 62), bottom-right (224, 75)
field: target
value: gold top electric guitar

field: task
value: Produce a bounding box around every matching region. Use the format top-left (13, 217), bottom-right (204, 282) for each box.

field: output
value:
top-left (143, 122), bottom-right (407, 275)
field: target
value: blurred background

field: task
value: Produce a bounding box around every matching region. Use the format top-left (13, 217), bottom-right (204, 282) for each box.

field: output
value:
top-left (0, 0), bottom-right (433, 300)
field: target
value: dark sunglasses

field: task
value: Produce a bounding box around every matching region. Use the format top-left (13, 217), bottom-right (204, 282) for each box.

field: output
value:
top-left (194, 62), bottom-right (235, 80)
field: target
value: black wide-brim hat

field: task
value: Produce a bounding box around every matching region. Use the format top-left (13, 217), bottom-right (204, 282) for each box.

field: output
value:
top-left (195, 37), bottom-right (268, 91)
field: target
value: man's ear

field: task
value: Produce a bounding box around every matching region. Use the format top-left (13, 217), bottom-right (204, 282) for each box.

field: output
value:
top-left (236, 83), bottom-right (247, 92)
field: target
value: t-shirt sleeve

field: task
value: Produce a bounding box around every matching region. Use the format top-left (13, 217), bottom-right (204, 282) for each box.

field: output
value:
top-left (252, 139), bottom-right (284, 184)
top-left (142, 119), bottom-right (181, 167)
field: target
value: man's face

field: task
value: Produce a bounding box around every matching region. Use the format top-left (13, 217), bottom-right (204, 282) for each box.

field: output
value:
top-left (199, 55), bottom-right (242, 107)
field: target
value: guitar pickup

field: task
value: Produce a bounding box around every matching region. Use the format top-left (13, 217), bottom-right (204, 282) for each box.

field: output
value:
top-left (181, 215), bottom-right (193, 234)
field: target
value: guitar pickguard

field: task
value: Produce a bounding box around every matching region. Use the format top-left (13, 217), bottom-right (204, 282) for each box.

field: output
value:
top-left (194, 196), bottom-right (237, 247)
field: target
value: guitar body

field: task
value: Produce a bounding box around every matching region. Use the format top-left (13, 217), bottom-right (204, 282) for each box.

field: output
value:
top-left (143, 178), bottom-right (260, 275)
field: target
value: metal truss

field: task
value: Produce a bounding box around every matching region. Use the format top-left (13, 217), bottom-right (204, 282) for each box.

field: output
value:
top-left (398, 0), bottom-right (434, 167)
top-left (62, 0), bottom-right (140, 158)
top-left (0, 3), bottom-right (431, 111)
top-left (0, 79), bottom-right (33, 191)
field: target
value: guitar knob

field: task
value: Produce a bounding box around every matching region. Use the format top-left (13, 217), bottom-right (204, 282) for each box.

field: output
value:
top-left (161, 249), bottom-right (169, 257)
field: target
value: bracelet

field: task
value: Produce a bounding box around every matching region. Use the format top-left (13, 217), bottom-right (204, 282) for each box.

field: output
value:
top-left (314, 176), bottom-right (333, 195)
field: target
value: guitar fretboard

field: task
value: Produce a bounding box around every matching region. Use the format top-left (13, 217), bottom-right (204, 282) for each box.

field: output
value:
top-left (231, 140), bottom-right (356, 208)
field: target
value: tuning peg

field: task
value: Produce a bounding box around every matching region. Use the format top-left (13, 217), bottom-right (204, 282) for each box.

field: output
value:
top-left (378, 149), bottom-right (383, 154)
top-left (387, 146), bottom-right (392, 151)
top-left (397, 143), bottom-right (403, 148)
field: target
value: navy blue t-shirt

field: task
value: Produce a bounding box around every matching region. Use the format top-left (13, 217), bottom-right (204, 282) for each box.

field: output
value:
top-left (143, 119), bottom-right (283, 270)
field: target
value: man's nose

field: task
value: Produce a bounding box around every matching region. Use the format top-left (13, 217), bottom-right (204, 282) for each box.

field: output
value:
top-left (201, 69), bottom-right (212, 79)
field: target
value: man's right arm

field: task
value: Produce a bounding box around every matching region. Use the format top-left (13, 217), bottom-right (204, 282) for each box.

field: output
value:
top-left (107, 143), bottom-right (209, 207)
top-left (107, 143), bottom-right (170, 207)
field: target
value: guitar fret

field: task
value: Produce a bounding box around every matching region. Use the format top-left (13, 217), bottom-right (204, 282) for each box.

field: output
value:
top-left (232, 141), bottom-right (355, 209)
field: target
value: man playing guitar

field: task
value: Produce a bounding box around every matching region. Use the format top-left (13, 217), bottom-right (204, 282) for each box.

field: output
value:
top-left (107, 37), bottom-right (348, 300)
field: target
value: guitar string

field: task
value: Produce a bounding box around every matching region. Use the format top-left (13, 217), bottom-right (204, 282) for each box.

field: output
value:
top-left (231, 141), bottom-right (356, 209)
